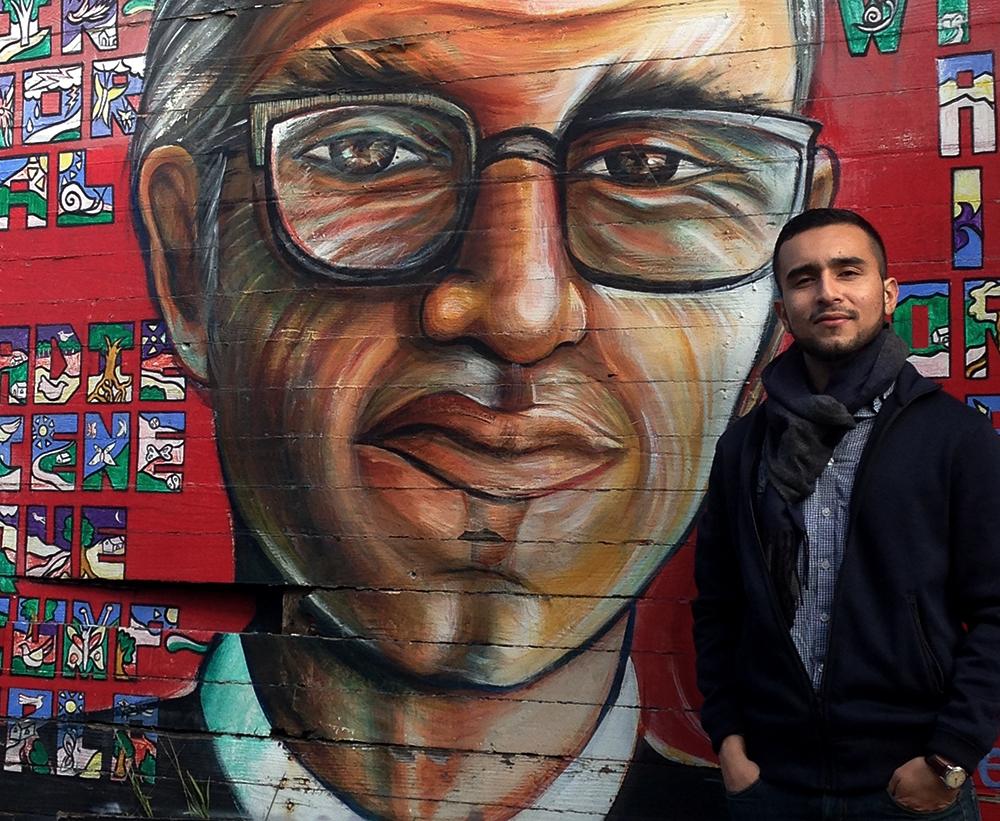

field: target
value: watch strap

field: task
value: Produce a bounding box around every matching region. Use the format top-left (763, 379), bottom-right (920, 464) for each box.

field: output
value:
top-left (925, 754), bottom-right (968, 789)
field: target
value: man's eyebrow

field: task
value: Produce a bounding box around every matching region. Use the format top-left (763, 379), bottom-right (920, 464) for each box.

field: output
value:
top-left (783, 262), bottom-right (821, 281)
top-left (829, 256), bottom-right (868, 268)
top-left (784, 257), bottom-right (869, 280)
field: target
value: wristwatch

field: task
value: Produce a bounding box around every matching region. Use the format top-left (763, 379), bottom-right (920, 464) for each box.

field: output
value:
top-left (925, 754), bottom-right (968, 789)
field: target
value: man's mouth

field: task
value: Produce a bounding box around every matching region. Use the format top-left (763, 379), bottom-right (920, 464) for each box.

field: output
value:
top-left (813, 312), bottom-right (857, 327)
top-left (357, 392), bottom-right (625, 499)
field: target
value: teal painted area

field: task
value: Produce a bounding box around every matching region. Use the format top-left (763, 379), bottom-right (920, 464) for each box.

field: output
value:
top-left (838, 0), bottom-right (908, 55)
top-left (938, 0), bottom-right (970, 44)
top-left (893, 292), bottom-right (949, 356)
top-left (122, 0), bottom-right (155, 14)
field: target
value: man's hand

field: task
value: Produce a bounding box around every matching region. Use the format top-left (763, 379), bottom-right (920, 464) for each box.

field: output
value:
top-left (888, 757), bottom-right (960, 812)
top-left (719, 734), bottom-right (761, 794)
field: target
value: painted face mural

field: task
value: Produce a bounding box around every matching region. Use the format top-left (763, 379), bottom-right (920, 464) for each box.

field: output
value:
top-left (0, 0), bottom-right (997, 816)
top-left (139, 0), bottom-right (822, 689)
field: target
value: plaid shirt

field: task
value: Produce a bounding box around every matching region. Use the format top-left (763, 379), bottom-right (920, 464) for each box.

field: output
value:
top-left (789, 391), bottom-right (886, 689)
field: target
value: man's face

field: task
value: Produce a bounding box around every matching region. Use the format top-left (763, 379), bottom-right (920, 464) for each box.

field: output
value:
top-left (775, 223), bottom-right (899, 362)
top-left (147, 0), bottom-right (819, 686)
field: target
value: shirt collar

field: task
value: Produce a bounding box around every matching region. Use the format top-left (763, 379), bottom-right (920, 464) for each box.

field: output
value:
top-left (860, 380), bottom-right (896, 418)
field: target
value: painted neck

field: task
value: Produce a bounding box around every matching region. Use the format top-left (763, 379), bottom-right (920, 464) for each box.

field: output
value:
top-left (244, 613), bottom-right (632, 819)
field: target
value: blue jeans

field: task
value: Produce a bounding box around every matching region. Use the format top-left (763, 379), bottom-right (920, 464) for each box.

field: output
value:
top-left (727, 779), bottom-right (980, 821)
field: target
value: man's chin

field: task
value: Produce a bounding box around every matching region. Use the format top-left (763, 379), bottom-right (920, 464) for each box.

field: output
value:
top-left (799, 340), bottom-right (859, 362)
top-left (797, 328), bottom-right (881, 363)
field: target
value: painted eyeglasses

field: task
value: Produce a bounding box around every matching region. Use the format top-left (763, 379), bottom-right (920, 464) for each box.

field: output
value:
top-left (250, 93), bottom-right (820, 291)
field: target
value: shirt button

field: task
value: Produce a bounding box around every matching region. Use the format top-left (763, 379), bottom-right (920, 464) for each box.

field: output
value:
top-left (828, 458), bottom-right (835, 467)
top-left (820, 559), bottom-right (831, 570)
top-left (819, 612), bottom-right (830, 623)
top-left (822, 507), bottom-right (832, 517)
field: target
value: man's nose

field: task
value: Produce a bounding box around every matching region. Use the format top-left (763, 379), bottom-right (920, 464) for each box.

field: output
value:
top-left (815, 270), bottom-right (843, 304)
top-left (421, 158), bottom-right (587, 365)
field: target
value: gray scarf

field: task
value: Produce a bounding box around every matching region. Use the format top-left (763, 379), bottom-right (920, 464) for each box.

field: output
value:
top-left (759, 326), bottom-right (910, 627)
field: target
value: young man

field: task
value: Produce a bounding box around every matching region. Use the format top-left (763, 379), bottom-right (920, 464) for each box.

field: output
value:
top-left (694, 208), bottom-right (1000, 819)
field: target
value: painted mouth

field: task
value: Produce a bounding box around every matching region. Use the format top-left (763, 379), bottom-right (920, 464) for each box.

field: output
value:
top-left (357, 392), bottom-right (625, 500)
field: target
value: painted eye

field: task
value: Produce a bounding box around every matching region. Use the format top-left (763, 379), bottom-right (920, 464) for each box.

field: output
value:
top-left (580, 148), bottom-right (710, 186)
top-left (302, 135), bottom-right (424, 177)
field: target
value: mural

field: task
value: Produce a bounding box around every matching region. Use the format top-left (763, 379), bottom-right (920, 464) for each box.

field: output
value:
top-left (965, 279), bottom-right (1000, 379)
top-left (953, 167), bottom-right (984, 269)
top-left (0, 0), bottom-right (995, 818)
top-left (837, 0), bottom-right (908, 55)
top-left (939, 0), bottom-right (971, 45)
top-left (937, 51), bottom-right (996, 157)
top-left (21, 65), bottom-right (81, 145)
top-left (892, 282), bottom-right (951, 377)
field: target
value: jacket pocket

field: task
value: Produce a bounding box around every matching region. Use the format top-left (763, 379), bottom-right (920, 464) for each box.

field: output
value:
top-left (907, 594), bottom-right (945, 695)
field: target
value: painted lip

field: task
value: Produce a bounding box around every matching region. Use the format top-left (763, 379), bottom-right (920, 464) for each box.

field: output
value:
top-left (357, 392), bottom-right (625, 499)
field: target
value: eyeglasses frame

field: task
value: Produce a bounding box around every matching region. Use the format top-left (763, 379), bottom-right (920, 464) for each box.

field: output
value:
top-left (249, 92), bottom-right (822, 293)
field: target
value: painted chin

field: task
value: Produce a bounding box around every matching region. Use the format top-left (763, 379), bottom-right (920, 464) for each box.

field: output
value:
top-left (309, 581), bottom-right (586, 686)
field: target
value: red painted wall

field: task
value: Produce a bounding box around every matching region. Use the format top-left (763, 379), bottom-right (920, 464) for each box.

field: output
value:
top-left (0, 0), bottom-right (996, 816)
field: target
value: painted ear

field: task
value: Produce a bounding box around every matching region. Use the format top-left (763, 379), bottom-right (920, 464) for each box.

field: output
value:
top-left (808, 145), bottom-right (838, 209)
top-left (136, 145), bottom-right (210, 383)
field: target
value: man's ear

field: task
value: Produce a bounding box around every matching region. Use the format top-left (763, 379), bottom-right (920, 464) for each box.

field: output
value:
top-left (773, 298), bottom-right (791, 332)
top-left (883, 276), bottom-right (900, 316)
top-left (137, 145), bottom-right (210, 383)
top-left (807, 145), bottom-right (838, 209)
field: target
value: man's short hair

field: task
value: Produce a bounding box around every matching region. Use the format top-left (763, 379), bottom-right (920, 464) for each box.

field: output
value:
top-left (772, 207), bottom-right (888, 283)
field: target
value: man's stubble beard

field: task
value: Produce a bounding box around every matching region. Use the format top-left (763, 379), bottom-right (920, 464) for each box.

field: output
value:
top-left (794, 306), bottom-right (888, 364)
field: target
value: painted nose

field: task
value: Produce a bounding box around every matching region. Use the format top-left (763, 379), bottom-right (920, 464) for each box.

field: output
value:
top-left (421, 158), bottom-right (587, 365)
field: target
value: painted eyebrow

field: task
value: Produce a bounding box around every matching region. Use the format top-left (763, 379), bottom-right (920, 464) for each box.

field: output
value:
top-left (567, 71), bottom-right (779, 126)
top-left (260, 46), bottom-right (439, 97)
top-left (260, 46), bottom-right (786, 125)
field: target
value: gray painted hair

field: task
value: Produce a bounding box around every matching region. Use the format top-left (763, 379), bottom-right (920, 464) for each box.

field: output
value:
top-left (130, 0), bottom-right (824, 282)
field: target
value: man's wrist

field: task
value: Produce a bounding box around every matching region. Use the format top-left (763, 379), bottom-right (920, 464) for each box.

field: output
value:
top-left (719, 734), bottom-right (749, 763)
top-left (924, 754), bottom-right (968, 789)
top-left (719, 735), bottom-right (746, 752)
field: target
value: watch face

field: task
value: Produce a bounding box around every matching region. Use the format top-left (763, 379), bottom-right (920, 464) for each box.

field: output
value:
top-left (943, 767), bottom-right (967, 790)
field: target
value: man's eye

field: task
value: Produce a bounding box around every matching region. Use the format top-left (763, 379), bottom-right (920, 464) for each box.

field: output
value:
top-left (579, 148), bottom-right (708, 186)
top-left (301, 134), bottom-right (424, 177)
